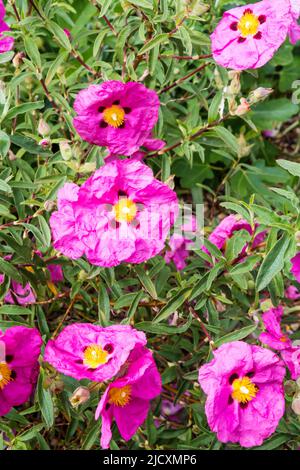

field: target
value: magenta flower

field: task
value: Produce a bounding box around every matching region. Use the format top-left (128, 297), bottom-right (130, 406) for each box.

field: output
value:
top-left (0, 274), bottom-right (36, 305)
top-left (0, 326), bottom-right (42, 416)
top-left (165, 216), bottom-right (197, 270)
top-left (211, 0), bottom-right (292, 70)
top-left (259, 306), bottom-right (292, 351)
top-left (291, 253), bottom-right (300, 282)
top-left (0, 1), bottom-right (14, 54)
top-left (44, 324), bottom-right (147, 382)
top-left (50, 159), bottom-right (178, 267)
top-left (95, 346), bottom-right (162, 449)
top-left (73, 81), bottom-right (161, 156)
top-left (198, 341), bottom-right (285, 448)
top-left (204, 214), bottom-right (265, 256)
top-left (289, 0), bottom-right (300, 44)
top-left (285, 286), bottom-right (300, 299)
top-left (281, 347), bottom-right (300, 380)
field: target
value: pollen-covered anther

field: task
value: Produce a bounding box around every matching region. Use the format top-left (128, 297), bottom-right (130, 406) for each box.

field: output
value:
top-left (83, 344), bottom-right (108, 369)
top-left (108, 385), bottom-right (132, 407)
top-left (231, 376), bottom-right (258, 404)
top-left (0, 362), bottom-right (12, 390)
top-left (102, 105), bottom-right (125, 128)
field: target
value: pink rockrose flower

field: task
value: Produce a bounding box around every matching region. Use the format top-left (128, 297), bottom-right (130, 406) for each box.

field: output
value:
top-left (259, 306), bottom-right (292, 351)
top-left (204, 214), bottom-right (265, 256)
top-left (291, 253), bottom-right (300, 282)
top-left (73, 81), bottom-right (161, 156)
top-left (0, 274), bottom-right (36, 305)
top-left (44, 324), bottom-right (147, 382)
top-left (165, 216), bottom-right (197, 270)
top-left (95, 346), bottom-right (162, 449)
top-left (198, 341), bottom-right (285, 448)
top-left (0, 1), bottom-right (14, 54)
top-left (289, 0), bottom-right (300, 44)
top-left (0, 326), bottom-right (42, 416)
top-left (46, 264), bottom-right (63, 283)
top-left (211, 0), bottom-right (292, 70)
top-left (50, 159), bottom-right (178, 267)
top-left (285, 285), bottom-right (300, 299)
top-left (281, 347), bottom-right (300, 380)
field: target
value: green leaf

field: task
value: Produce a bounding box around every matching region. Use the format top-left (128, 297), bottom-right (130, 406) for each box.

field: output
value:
top-left (213, 126), bottom-right (238, 154)
top-left (277, 159), bottom-right (300, 177)
top-left (138, 34), bottom-right (169, 55)
top-left (0, 305), bottom-right (33, 316)
top-left (135, 266), bottom-right (157, 299)
top-left (10, 134), bottom-right (52, 156)
top-left (225, 229), bottom-right (251, 263)
top-left (6, 101), bottom-right (44, 120)
top-left (36, 372), bottom-right (54, 429)
top-left (0, 258), bottom-right (23, 282)
top-left (47, 21), bottom-right (72, 51)
top-left (24, 36), bottom-right (42, 69)
top-left (153, 287), bottom-right (192, 323)
top-left (0, 130), bottom-right (10, 158)
top-left (256, 233), bottom-right (291, 291)
top-left (214, 324), bottom-right (257, 347)
top-left (136, 313), bottom-right (193, 334)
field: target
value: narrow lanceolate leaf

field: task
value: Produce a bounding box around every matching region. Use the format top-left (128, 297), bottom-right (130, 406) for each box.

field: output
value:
top-left (0, 258), bottom-right (23, 283)
top-left (255, 233), bottom-right (291, 292)
top-left (36, 372), bottom-right (54, 429)
top-left (277, 159), bottom-right (300, 177)
top-left (135, 266), bottom-right (157, 299)
top-left (153, 287), bottom-right (192, 323)
top-left (6, 101), bottom-right (44, 120)
top-left (214, 324), bottom-right (257, 347)
top-left (138, 34), bottom-right (169, 55)
top-left (0, 305), bottom-right (33, 316)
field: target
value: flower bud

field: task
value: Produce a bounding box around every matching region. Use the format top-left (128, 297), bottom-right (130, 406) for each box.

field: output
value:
top-left (234, 98), bottom-right (251, 116)
top-left (292, 397), bottom-right (300, 415)
top-left (44, 200), bottom-right (56, 212)
top-left (8, 150), bottom-right (16, 161)
top-left (38, 118), bottom-right (51, 137)
top-left (248, 87), bottom-right (273, 105)
top-left (69, 387), bottom-right (90, 408)
top-left (39, 138), bottom-right (51, 148)
top-left (228, 71), bottom-right (241, 96)
top-left (12, 52), bottom-right (25, 68)
top-left (64, 29), bottom-right (72, 40)
top-left (59, 141), bottom-right (72, 161)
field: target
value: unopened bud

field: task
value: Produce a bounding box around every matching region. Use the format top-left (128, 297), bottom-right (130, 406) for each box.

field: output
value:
top-left (228, 71), bottom-right (241, 96)
top-left (38, 118), bottom-right (51, 137)
top-left (64, 29), bottom-right (72, 40)
top-left (292, 397), bottom-right (300, 415)
top-left (70, 387), bottom-right (90, 408)
top-left (59, 141), bottom-right (72, 161)
top-left (39, 138), bottom-right (51, 148)
top-left (8, 150), bottom-right (16, 161)
top-left (234, 98), bottom-right (251, 116)
top-left (12, 52), bottom-right (25, 68)
top-left (44, 200), bottom-right (56, 212)
top-left (248, 87), bottom-right (273, 104)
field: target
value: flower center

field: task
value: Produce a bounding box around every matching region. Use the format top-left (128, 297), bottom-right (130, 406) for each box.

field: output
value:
top-left (0, 362), bottom-right (12, 390)
top-left (238, 12), bottom-right (260, 37)
top-left (231, 376), bottom-right (258, 403)
top-left (102, 105), bottom-right (125, 128)
top-left (280, 335), bottom-right (288, 343)
top-left (83, 344), bottom-right (108, 369)
top-left (113, 197), bottom-right (137, 223)
top-left (108, 385), bottom-right (132, 407)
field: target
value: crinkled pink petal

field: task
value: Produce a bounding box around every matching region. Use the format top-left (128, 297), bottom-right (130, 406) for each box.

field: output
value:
top-left (211, 0), bottom-right (292, 70)
top-left (281, 347), bottom-right (300, 380)
top-left (73, 81), bottom-right (160, 156)
top-left (198, 341), bottom-right (285, 447)
top-left (0, 20), bottom-right (14, 53)
top-left (44, 324), bottom-right (147, 382)
top-left (291, 253), bottom-right (300, 282)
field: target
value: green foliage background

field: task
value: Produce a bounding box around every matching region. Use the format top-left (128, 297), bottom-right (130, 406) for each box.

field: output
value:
top-left (0, 0), bottom-right (300, 450)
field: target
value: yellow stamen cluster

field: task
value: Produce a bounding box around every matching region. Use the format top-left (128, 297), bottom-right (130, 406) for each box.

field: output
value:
top-left (102, 105), bottom-right (125, 128)
top-left (231, 376), bottom-right (258, 404)
top-left (108, 385), bottom-right (132, 407)
top-left (113, 197), bottom-right (137, 223)
top-left (83, 344), bottom-right (108, 369)
top-left (238, 12), bottom-right (260, 37)
top-left (0, 362), bottom-right (12, 390)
